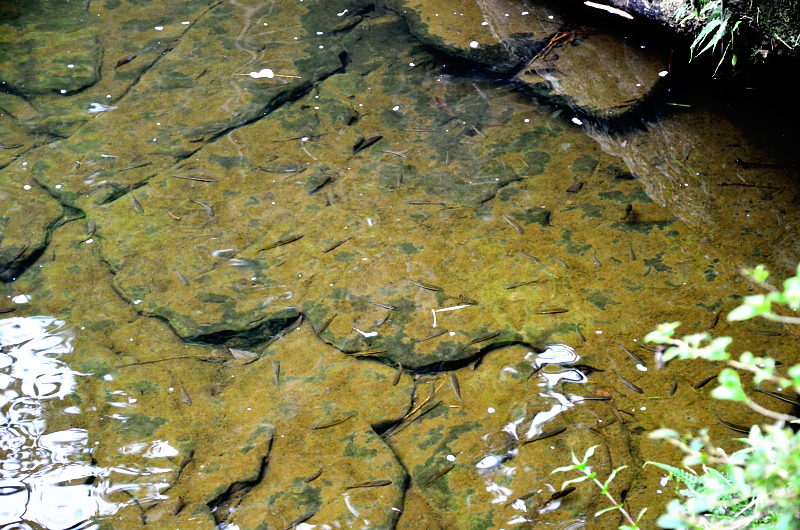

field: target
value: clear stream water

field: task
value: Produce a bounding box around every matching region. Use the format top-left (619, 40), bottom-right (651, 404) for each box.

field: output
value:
top-left (1, 0), bottom-right (799, 528)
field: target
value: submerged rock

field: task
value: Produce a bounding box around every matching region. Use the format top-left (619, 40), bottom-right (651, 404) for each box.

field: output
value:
top-left (390, 0), bottom-right (669, 119)
top-left (518, 32), bottom-right (669, 119)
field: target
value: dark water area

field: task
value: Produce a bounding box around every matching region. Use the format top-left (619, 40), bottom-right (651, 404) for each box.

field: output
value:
top-left (2, 0), bottom-right (799, 528)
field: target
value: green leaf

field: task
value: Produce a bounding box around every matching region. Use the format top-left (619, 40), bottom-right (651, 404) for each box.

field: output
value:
top-left (649, 429), bottom-right (681, 440)
top-left (711, 385), bottom-right (746, 401)
top-left (728, 294), bottom-right (770, 321)
top-left (562, 474), bottom-right (593, 489)
top-left (784, 276), bottom-right (800, 310)
top-left (602, 465), bottom-right (627, 494)
top-left (581, 444), bottom-right (598, 464)
top-left (594, 504), bottom-right (622, 517)
top-left (551, 464), bottom-right (577, 475)
top-left (717, 368), bottom-right (740, 386)
top-left (645, 322), bottom-right (681, 343)
top-left (746, 264), bottom-right (769, 282)
top-left (645, 461), bottom-right (702, 489)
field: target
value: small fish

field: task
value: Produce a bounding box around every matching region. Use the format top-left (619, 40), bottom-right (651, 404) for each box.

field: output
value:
top-left (669, 379), bottom-right (678, 396)
top-left (407, 200), bottom-right (448, 206)
top-left (130, 191), bottom-right (144, 213)
top-left (426, 463), bottom-right (455, 484)
top-left (172, 174), bottom-right (219, 182)
top-left (517, 251), bottom-right (539, 264)
top-left (114, 53), bottom-right (137, 69)
top-left (392, 363), bottom-right (403, 386)
top-left (322, 237), bottom-right (351, 253)
top-left (549, 255), bottom-right (568, 270)
top-left (535, 308), bottom-right (568, 314)
top-left (505, 280), bottom-right (539, 289)
top-left (282, 510), bottom-right (316, 530)
top-left (566, 182), bottom-right (584, 193)
top-left (310, 413), bottom-right (354, 430)
top-left (434, 96), bottom-right (457, 118)
top-left (179, 450), bottom-right (195, 472)
top-left (622, 203), bottom-right (633, 220)
top-left (748, 329), bottom-right (782, 336)
top-left (316, 313), bottom-right (337, 334)
top-left (260, 234), bottom-right (303, 251)
top-left (693, 374), bottom-right (717, 389)
top-left (415, 329), bottom-right (448, 342)
top-left (406, 278), bottom-right (444, 292)
top-left (368, 300), bottom-right (396, 310)
top-left (578, 394), bottom-right (611, 401)
top-left (550, 486), bottom-right (577, 501)
top-left (377, 310), bottom-right (392, 326)
top-left (191, 200), bottom-right (214, 217)
top-left (304, 465), bottom-right (324, 483)
top-left (461, 331), bottom-right (501, 350)
top-left (612, 369), bottom-right (644, 394)
top-left (82, 221), bottom-right (96, 242)
top-left (381, 149), bottom-right (409, 160)
top-left (620, 344), bottom-right (646, 366)
top-left (272, 360), bottom-right (280, 387)
top-left (753, 387), bottom-right (800, 407)
top-left (709, 309), bottom-right (722, 329)
top-left (309, 175), bottom-right (332, 194)
top-left (453, 294), bottom-right (477, 305)
top-left (628, 243), bottom-right (636, 261)
top-left (174, 268), bottom-right (190, 286)
top-left (179, 384), bottom-right (192, 406)
top-left (352, 349), bottom-right (387, 357)
top-left (353, 135), bottom-right (383, 154)
top-left (523, 426), bottom-right (567, 444)
top-left (575, 324), bottom-right (586, 343)
top-left (0, 306), bottom-right (16, 314)
top-left (641, 265), bottom-right (652, 277)
top-left (449, 373), bottom-right (464, 405)
top-left (715, 414), bottom-right (750, 434)
top-left (501, 214), bottom-right (524, 234)
top-left (117, 161), bottom-right (151, 172)
top-left (592, 252), bottom-right (602, 267)
top-left (348, 478), bottom-right (394, 490)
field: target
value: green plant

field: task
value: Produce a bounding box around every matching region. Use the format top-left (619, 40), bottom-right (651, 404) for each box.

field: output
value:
top-left (549, 264), bottom-right (800, 529)
top-left (643, 263), bottom-right (800, 529)
top-left (675, 0), bottom-right (742, 69)
top-left (551, 445), bottom-right (647, 529)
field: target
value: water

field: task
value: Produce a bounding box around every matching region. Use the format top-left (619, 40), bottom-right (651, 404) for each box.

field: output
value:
top-left (1, 0), bottom-right (799, 528)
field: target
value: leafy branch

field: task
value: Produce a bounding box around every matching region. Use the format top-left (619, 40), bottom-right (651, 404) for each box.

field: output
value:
top-left (551, 445), bottom-right (647, 529)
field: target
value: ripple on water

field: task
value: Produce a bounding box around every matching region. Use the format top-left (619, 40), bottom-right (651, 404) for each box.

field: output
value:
top-left (0, 317), bottom-right (173, 529)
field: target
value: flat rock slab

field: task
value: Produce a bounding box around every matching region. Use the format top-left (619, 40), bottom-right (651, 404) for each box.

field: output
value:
top-left (95, 323), bottom-right (412, 528)
top-left (518, 32), bottom-right (669, 119)
top-left (387, 344), bottom-right (634, 528)
top-left (388, 0), bottom-right (562, 72)
top-left (0, 168), bottom-right (63, 281)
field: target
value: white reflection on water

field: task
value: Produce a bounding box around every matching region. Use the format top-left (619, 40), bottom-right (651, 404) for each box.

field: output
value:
top-left (0, 317), bottom-right (172, 530)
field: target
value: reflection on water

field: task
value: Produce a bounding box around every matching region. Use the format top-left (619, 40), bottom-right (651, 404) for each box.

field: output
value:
top-left (0, 317), bottom-right (173, 530)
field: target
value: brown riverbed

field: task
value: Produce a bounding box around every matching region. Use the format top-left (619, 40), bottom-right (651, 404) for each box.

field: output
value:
top-left (2, 0), bottom-right (799, 528)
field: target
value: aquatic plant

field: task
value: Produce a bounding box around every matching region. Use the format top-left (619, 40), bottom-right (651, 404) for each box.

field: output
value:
top-left (554, 263), bottom-right (800, 529)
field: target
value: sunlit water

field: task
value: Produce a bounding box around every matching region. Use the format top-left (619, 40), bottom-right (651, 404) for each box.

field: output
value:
top-left (1, 0), bottom-right (799, 528)
top-left (0, 318), bottom-right (175, 529)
